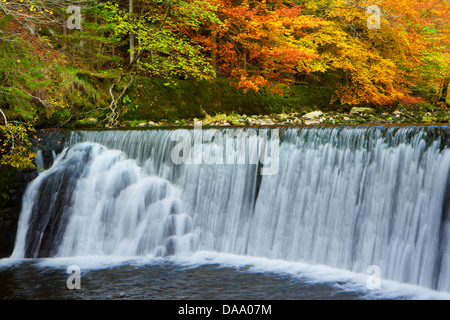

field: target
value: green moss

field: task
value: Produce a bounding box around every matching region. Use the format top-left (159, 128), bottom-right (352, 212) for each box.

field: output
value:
top-left (123, 77), bottom-right (336, 122)
top-left (0, 34), bottom-right (109, 128)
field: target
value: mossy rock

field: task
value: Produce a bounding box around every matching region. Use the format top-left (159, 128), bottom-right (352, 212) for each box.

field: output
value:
top-left (75, 117), bottom-right (98, 128)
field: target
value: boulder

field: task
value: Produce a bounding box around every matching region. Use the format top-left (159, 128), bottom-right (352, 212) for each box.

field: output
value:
top-left (304, 120), bottom-right (321, 125)
top-left (302, 111), bottom-right (323, 120)
top-left (76, 117), bottom-right (98, 127)
top-left (349, 107), bottom-right (376, 115)
top-left (86, 117), bottom-right (98, 125)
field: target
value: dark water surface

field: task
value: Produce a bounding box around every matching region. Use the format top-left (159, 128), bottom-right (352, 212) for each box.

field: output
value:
top-left (0, 260), bottom-right (367, 300)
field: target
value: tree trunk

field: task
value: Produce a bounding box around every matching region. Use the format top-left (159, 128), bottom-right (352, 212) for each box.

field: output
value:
top-left (62, 17), bottom-right (68, 50)
top-left (440, 77), bottom-right (449, 104)
top-left (129, 0), bottom-right (135, 64)
top-left (211, 33), bottom-right (217, 72)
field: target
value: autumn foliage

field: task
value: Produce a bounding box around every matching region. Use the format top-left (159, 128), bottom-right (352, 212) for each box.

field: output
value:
top-left (0, 0), bottom-right (448, 168)
top-left (188, 0), bottom-right (449, 105)
top-left (196, 0), bottom-right (323, 94)
top-left (1, 0), bottom-right (449, 110)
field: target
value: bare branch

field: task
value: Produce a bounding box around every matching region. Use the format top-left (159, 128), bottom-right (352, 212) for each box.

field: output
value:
top-left (0, 107), bottom-right (15, 156)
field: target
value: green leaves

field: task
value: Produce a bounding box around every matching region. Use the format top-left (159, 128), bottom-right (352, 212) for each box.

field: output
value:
top-left (104, 0), bottom-right (218, 81)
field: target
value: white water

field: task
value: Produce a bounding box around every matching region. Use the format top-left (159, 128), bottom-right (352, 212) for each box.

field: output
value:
top-left (10, 126), bottom-right (450, 295)
top-left (12, 143), bottom-right (197, 259)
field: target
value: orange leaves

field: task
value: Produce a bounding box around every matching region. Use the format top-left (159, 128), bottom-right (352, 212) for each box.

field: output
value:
top-left (154, 0), bottom-right (448, 105)
top-left (190, 0), bottom-right (449, 104)
top-left (237, 74), bottom-right (270, 92)
top-left (296, 0), bottom-right (450, 106)
top-left (201, 0), bottom-right (323, 92)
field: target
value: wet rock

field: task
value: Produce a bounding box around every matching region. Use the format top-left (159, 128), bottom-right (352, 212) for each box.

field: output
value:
top-left (0, 165), bottom-right (36, 258)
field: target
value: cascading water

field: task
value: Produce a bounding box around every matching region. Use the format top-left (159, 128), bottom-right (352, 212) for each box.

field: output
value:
top-left (11, 142), bottom-right (197, 259)
top-left (10, 126), bottom-right (450, 293)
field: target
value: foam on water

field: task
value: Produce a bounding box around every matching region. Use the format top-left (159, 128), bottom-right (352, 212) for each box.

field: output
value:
top-left (3, 251), bottom-right (449, 300)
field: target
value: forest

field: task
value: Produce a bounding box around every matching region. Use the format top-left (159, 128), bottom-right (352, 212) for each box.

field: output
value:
top-left (0, 0), bottom-right (449, 169)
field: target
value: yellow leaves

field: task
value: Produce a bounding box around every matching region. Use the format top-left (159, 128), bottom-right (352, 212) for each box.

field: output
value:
top-left (297, 0), bottom-right (441, 105)
top-left (0, 147), bottom-right (36, 171)
top-left (237, 74), bottom-right (269, 92)
top-left (0, 124), bottom-right (36, 170)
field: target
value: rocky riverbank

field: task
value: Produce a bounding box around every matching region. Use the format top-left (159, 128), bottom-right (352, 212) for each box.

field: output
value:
top-left (120, 107), bottom-right (450, 128)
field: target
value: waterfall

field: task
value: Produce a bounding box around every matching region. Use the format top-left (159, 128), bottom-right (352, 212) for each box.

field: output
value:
top-left (11, 126), bottom-right (450, 293)
top-left (11, 142), bottom-right (197, 259)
